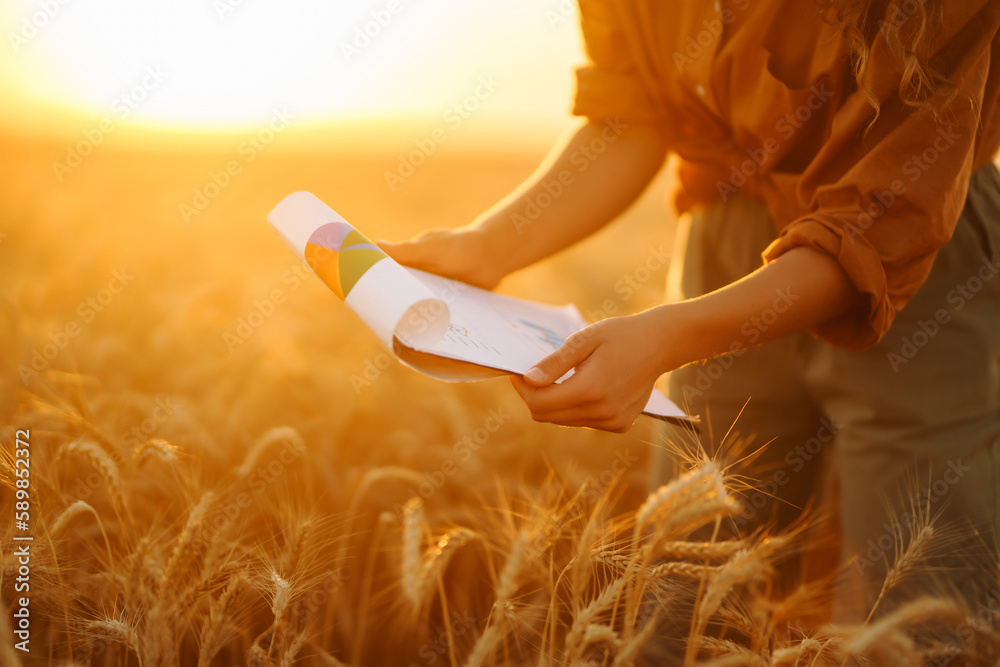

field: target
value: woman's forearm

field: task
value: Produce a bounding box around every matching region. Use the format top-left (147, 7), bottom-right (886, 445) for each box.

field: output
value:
top-left (476, 119), bottom-right (669, 277)
top-left (646, 246), bottom-right (862, 374)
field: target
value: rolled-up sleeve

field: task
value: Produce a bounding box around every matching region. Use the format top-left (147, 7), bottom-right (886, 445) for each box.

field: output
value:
top-left (572, 0), bottom-right (663, 124)
top-left (762, 3), bottom-right (1000, 350)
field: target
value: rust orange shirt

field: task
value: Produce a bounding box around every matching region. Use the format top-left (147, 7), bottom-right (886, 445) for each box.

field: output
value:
top-left (572, 0), bottom-right (1000, 349)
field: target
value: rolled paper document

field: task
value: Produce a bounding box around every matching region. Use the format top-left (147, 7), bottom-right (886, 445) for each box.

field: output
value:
top-left (267, 191), bottom-right (450, 349)
top-left (267, 191), bottom-right (699, 428)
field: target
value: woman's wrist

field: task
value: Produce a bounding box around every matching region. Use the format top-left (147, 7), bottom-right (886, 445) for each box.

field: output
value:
top-left (639, 246), bottom-right (861, 377)
top-left (473, 212), bottom-right (524, 280)
top-left (638, 300), bottom-right (714, 376)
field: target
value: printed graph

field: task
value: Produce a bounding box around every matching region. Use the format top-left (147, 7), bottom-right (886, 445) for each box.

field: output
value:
top-left (517, 319), bottom-right (566, 350)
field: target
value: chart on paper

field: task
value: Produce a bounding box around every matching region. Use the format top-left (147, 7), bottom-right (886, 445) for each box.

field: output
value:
top-left (405, 268), bottom-right (585, 375)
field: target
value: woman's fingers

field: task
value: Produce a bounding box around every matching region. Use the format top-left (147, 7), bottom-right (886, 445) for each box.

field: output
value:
top-left (510, 374), bottom-right (600, 416)
top-left (375, 228), bottom-right (501, 289)
top-left (375, 232), bottom-right (447, 269)
top-left (521, 327), bottom-right (603, 387)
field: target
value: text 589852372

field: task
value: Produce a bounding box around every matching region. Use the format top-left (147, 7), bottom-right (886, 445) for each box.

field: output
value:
top-left (12, 428), bottom-right (32, 652)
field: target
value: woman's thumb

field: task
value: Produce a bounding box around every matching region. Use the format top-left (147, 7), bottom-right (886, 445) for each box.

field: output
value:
top-left (522, 329), bottom-right (599, 387)
top-left (376, 238), bottom-right (421, 265)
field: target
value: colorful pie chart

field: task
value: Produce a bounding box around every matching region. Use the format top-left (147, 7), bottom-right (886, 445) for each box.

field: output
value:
top-left (304, 222), bottom-right (388, 300)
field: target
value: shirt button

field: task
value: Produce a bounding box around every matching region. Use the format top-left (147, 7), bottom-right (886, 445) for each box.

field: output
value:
top-left (714, 0), bottom-right (720, 10)
top-left (696, 84), bottom-right (706, 97)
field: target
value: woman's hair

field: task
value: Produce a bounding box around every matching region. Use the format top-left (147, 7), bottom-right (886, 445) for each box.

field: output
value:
top-left (818, 0), bottom-right (959, 126)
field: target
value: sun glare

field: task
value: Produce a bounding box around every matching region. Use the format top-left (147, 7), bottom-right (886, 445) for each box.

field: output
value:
top-left (1, 0), bottom-right (582, 134)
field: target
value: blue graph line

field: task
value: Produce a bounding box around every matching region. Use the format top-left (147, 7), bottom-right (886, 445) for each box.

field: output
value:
top-left (518, 319), bottom-right (566, 348)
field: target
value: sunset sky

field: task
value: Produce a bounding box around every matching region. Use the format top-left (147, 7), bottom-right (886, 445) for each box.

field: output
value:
top-left (1, 0), bottom-right (584, 138)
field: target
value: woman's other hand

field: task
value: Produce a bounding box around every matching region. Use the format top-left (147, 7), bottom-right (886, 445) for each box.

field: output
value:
top-left (376, 227), bottom-right (504, 290)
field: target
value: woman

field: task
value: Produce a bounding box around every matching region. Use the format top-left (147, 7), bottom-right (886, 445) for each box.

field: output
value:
top-left (379, 0), bottom-right (1000, 621)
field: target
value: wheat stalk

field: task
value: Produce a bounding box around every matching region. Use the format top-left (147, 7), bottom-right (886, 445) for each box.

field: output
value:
top-left (87, 617), bottom-right (144, 667)
top-left (566, 578), bottom-right (625, 661)
top-left (281, 518), bottom-right (312, 573)
top-left (659, 540), bottom-right (745, 561)
top-left (582, 623), bottom-right (620, 648)
top-left (592, 548), bottom-right (634, 571)
top-left (852, 597), bottom-right (965, 654)
top-left (646, 561), bottom-right (719, 581)
top-left (280, 631), bottom-right (306, 667)
top-left (132, 438), bottom-right (178, 466)
top-left (125, 535), bottom-right (153, 604)
top-left (198, 569), bottom-right (248, 667)
top-left (715, 603), bottom-right (757, 641)
top-left (62, 439), bottom-right (124, 509)
top-left (271, 571), bottom-right (292, 624)
top-left (612, 612), bottom-right (661, 667)
top-left (401, 497), bottom-right (426, 608)
top-left (865, 524), bottom-right (934, 623)
top-left (48, 499), bottom-right (116, 591)
top-left (697, 549), bottom-right (771, 629)
top-left (495, 533), bottom-right (526, 602)
top-left (238, 426), bottom-right (305, 478)
top-left (49, 499), bottom-right (95, 535)
top-left (0, 605), bottom-right (23, 667)
top-left (422, 527), bottom-right (480, 596)
top-left (770, 638), bottom-right (817, 666)
top-left (699, 635), bottom-right (755, 655)
top-left (463, 533), bottom-right (529, 667)
top-left (160, 491), bottom-right (214, 594)
top-left (635, 461), bottom-right (729, 539)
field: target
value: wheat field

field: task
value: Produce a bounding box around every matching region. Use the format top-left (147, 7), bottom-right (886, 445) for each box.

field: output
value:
top-left (1, 125), bottom-right (997, 666)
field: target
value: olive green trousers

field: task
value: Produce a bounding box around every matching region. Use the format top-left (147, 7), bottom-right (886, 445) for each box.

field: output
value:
top-left (653, 162), bottom-right (1000, 622)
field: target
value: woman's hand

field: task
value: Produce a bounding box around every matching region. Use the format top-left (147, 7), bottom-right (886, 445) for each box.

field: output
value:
top-left (507, 246), bottom-right (862, 433)
top-left (377, 122), bottom-right (670, 291)
top-left (509, 311), bottom-right (679, 433)
top-left (376, 227), bottom-right (505, 290)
